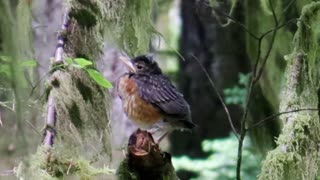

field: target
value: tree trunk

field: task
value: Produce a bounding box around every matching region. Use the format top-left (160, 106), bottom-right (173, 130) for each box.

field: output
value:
top-left (172, 0), bottom-right (248, 157)
top-left (259, 2), bottom-right (320, 179)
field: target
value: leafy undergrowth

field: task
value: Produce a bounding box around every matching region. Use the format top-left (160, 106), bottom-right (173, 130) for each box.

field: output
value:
top-left (172, 134), bottom-right (261, 180)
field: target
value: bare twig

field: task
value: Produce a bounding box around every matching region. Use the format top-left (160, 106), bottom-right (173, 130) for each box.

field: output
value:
top-left (0, 111), bottom-right (2, 127)
top-left (0, 101), bottom-right (14, 111)
top-left (192, 55), bottom-right (239, 139)
top-left (42, 8), bottom-right (69, 146)
top-left (0, 169), bottom-right (14, 176)
top-left (213, 8), bottom-right (259, 40)
top-left (269, 0), bottom-right (279, 25)
top-left (211, 0), bottom-right (238, 27)
top-left (29, 64), bottom-right (65, 98)
top-left (249, 108), bottom-right (319, 129)
top-left (29, 72), bottom-right (50, 97)
top-left (236, 0), bottom-right (279, 179)
top-left (0, 101), bottom-right (42, 133)
top-left (54, 8), bottom-right (69, 64)
top-left (198, 0), bottom-right (299, 179)
top-left (66, 162), bottom-right (73, 175)
top-left (280, 0), bottom-right (296, 22)
top-left (26, 119), bottom-right (42, 136)
top-left (43, 96), bottom-right (56, 146)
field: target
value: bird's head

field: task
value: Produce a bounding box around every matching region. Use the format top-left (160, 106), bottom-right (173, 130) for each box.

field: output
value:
top-left (119, 55), bottom-right (162, 75)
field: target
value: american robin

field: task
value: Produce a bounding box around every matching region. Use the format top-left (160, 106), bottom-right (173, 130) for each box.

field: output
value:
top-left (117, 55), bottom-right (195, 143)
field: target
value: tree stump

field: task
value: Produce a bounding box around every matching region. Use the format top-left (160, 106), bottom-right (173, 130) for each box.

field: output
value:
top-left (117, 129), bottom-right (178, 180)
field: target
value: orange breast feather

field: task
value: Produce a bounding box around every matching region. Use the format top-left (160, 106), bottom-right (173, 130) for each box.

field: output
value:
top-left (118, 75), bottom-right (162, 129)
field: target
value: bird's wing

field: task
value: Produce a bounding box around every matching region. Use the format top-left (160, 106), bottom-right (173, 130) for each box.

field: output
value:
top-left (131, 74), bottom-right (190, 118)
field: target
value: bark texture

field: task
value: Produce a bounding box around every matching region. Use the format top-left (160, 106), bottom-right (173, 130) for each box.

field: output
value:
top-left (117, 129), bottom-right (178, 180)
top-left (173, 0), bottom-right (248, 157)
top-left (259, 2), bottom-right (320, 179)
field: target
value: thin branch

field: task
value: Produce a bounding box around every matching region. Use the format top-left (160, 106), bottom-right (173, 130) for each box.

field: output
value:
top-left (213, 8), bottom-right (259, 40)
top-left (269, 0), bottom-right (279, 25)
top-left (253, 18), bottom-right (296, 80)
top-left (0, 111), bottom-right (2, 127)
top-left (258, 18), bottom-right (296, 43)
top-left (43, 92), bottom-right (57, 145)
top-left (0, 100), bottom-right (42, 134)
top-left (197, 1), bottom-right (300, 179)
top-left (26, 119), bottom-right (42, 136)
top-left (29, 64), bottom-right (66, 97)
top-left (191, 55), bottom-right (239, 139)
top-left (236, 0), bottom-right (279, 179)
top-left (200, 1), bottom-right (259, 40)
top-left (54, 8), bottom-right (69, 63)
top-left (29, 72), bottom-right (50, 97)
top-left (0, 101), bottom-right (14, 111)
top-left (280, 0), bottom-right (296, 22)
top-left (211, 0), bottom-right (238, 27)
top-left (0, 169), bottom-right (14, 176)
top-left (254, 23), bottom-right (278, 82)
top-left (235, 80), bottom-right (251, 180)
top-left (248, 108), bottom-right (319, 129)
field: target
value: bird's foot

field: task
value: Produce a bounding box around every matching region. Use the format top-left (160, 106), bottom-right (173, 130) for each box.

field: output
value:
top-left (156, 131), bottom-right (169, 144)
top-left (147, 128), bottom-right (169, 144)
top-left (147, 127), bottom-right (159, 134)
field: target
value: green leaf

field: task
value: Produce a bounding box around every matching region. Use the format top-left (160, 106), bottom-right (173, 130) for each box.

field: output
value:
top-left (65, 57), bottom-right (73, 65)
top-left (86, 69), bottom-right (113, 88)
top-left (19, 60), bottom-right (37, 67)
top-left (74, 58), bottom-right (92, 67)
top-left (70, 64), bottom-right (83, 69)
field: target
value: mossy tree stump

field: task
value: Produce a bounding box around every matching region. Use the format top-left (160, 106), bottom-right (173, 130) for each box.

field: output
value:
top-left (117, 129), bottom-right (179, 180)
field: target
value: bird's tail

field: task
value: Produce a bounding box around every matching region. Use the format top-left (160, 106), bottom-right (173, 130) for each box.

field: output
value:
top-left (180, 120), bottom-right (196, 129)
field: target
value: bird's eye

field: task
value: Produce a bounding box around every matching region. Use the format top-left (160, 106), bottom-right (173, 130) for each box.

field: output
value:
top-left (136, 64), bottom-right (143, 70)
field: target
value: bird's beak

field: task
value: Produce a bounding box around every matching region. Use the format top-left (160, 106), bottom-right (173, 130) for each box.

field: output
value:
top-left (119, 56), bottom-right (136, 73)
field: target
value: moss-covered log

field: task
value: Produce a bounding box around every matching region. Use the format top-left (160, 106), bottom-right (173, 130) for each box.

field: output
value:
top-left (259, 2), bottom-right (320, 179)
top-left (117, 129), bottom-right (178, 180)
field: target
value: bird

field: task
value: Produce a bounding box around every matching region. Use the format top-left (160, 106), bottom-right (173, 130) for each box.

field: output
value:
top-left (117, 54), bottom-right (195, 143)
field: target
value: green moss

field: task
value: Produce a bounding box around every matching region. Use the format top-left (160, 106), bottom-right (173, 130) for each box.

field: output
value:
top-left (76, 78), bottom-right (93, 103)
top-left (117, 158), bottom-right (178, 180)
top-left (67, 0), bottom-right (155, 59)
top-left (16, 67), bottom-right (113, 178)
top-left (117, 159), bottom-right (139, 180)
top-left (52, 67), bottom-right (111, 156)
top-left (69, 9), bottom-right (97, 28)
top-left (15, 146), bottom-right (115, 179)
top-left (68, 102), bottom-right (83, 129)
top-left (76, 0), bottom-right (100, 14)
top-left (104, 0), bottom-right (154, 56)
top-left (259, 2), bottom-right (320, 179)
top-left (294, 2), bottom-right (320, 86)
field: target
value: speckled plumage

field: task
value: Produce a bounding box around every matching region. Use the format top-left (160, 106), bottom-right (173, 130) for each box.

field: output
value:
top-left (117, 55), bottom-right (195, 132)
